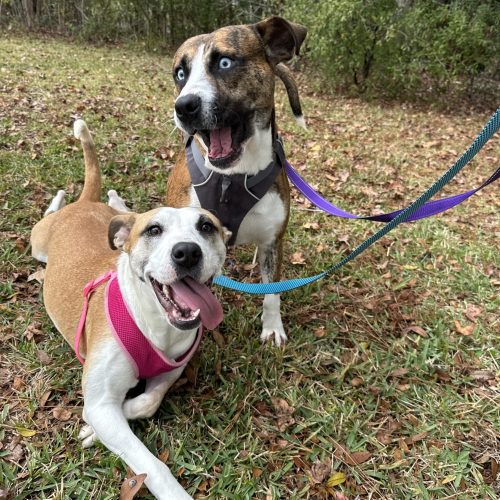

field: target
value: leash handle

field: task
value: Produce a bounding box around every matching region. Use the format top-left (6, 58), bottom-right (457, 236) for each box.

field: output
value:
top-left (213, 108), bottom-right (500, 294)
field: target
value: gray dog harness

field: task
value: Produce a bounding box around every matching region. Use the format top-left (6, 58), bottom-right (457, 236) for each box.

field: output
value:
top-left (186, 137), bottom-right (285, 245)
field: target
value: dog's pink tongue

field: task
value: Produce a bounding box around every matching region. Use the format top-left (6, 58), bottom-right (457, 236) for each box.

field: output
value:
top-left (170, 277), bottom-right (223, 330)
top-left (209, 128), bottom-right (232, 159)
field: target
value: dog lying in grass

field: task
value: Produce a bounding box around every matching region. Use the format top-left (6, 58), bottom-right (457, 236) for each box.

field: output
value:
top-left (31, 120), bottom-right (229, 499)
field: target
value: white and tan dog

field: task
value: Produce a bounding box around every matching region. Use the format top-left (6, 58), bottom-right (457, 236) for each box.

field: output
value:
top-left (166, 16), bottom-right (307, 346)
top-left (31, 120), bottom-right (229, 499)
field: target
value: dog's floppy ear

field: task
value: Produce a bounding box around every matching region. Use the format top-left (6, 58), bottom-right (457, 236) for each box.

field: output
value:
top-left (254, 16), bottom-right (307, 65)
top-left (108, 214), bottom-right (136, 251)
top-left (221, 227), bottom-right (232, 245)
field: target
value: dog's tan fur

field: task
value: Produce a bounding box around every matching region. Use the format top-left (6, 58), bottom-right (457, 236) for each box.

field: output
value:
top-left (30, 121), bottom-right (228, 499)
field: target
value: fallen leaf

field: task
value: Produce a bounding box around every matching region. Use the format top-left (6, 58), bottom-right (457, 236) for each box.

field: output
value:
top-left (390, 367), bottom-right (408, 378)
top-left (454, 321), bottom-right (474, 336)
top-left (327, 471), bottom-right (346, 487)
top-left (196, 479), bottom-right (209, 492)
top-left (276, 415), bottom-right (295, 432)
top-left (405, 414), bottom-right (420, 426)
top-left (476, 452), bottom-right (491, 464)
top-left (27, 268), bottom-right (45, 283)
top-left (404, 431), bottom-right (428, 445)
top-left (442, 474), bottom-right (456, 484)
top-left (310, 459), bottom-right (331, 483)
top-left (23, 324), bottom-right (42, 341)
top-left (15, 426), bottom-right (37, 438)
top-left (332, 493), bottom-right (348, 500)
top-left (7, 444), bottom-right (24, 463)
top-left (39, 390), bottom-right (52, 408)
top-left (15, 237), bottom-right (27, 253)
top-left (403, 325), bottom-right (428, 337)
top-left (469, 370), bottom-right (495, 382)
top-left (37, 350), bottom-right (51, 365)
top-left (13, 377), bottom-right (25, 391)
top-left (290, 252), bottom-right (306, 265)
top-left (302, 221), bottom-right (320, 230)
top-left (376, 432), bottom-right (392, 445)
top-left (271, 397), bottom-right (294, 415)
top-left (120, 473), bottom-right (147, 500)
top-left (344, 451), bottom-right (372, 465)
top-left (314, 326), bottom-right (326, 338)
top-left (465, 304), bottom-right (483, 322)
top-left (52, 407), bottom-right (72, 421)
top-left (435, 369), bottom-right (452, 383)
top-left (212, 330), bottom-right (225, 348)
top-left (252, 467), bottom-right (263, 478)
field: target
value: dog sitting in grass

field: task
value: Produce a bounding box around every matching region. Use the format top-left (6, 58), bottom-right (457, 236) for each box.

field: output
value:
top-left (166, 16), bottom-right (307, 346)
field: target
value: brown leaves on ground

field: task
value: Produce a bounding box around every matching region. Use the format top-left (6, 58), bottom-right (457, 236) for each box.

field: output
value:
top-left (310, 459), bottom-right (331, 483)
top-left (290, 251), bottom-right (306, 265)
top-left (454, 320), bottom-right (475, 336)
top-left (52, 406), bottom-right (72, 421)
top-left (270, 397), bottom-right (295, 432)
top-left (119, 473), bottom-right (147, 500)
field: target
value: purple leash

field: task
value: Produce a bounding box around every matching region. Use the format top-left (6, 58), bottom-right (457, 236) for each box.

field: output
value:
top-left (285, 162), bottom-right (499, 222)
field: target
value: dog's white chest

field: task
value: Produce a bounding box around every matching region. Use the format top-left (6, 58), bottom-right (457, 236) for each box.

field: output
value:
top-left (236, 191), bottom-right (286, 246)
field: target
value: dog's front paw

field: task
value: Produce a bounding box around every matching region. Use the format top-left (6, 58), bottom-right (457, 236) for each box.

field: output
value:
top-left (261, 294), bottom-right (287, 346)
top-left (78, 424), bottom-right (98, 448)
top-left (260, 325), bottom-right (287, 346)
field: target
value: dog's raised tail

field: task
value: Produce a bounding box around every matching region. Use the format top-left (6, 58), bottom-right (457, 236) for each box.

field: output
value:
top-left (275, 64), bottom-right (306, 130)
top-left (74, 119), bottom-right (101, 202)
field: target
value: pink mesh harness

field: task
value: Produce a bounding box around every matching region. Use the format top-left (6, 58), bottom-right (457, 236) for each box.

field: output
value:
top-left (74, 271), bottom-right (203, 379)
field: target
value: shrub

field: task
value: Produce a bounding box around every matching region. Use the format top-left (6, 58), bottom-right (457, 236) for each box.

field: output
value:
top-left (284, 0), bottom-right (499, 99)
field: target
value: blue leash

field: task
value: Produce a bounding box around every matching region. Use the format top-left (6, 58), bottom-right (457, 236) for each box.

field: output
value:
top-left (213, 108), bottom-right (499, 294)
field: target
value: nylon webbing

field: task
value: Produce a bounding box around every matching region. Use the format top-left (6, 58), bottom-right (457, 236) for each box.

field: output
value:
top-left (213, 108), bottom-right (499, 294)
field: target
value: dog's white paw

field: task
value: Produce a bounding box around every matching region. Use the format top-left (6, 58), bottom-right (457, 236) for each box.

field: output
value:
top-left (123, 393), bottom-right (162, 420)
top-left (260, 326), bottom-right (287, 346)
top-left (261, 294), bottom-right (286, 346)
top-left (78, 424), bottom-right (98, 448)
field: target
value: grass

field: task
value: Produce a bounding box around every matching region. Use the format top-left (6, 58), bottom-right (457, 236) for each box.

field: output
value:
top-left (1, 34), bottom-right (499, 499)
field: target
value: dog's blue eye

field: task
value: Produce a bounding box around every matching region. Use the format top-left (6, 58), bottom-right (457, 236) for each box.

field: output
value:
top-left (176, 68), bottom-right (185, 81)
top-left (218, 57), bottom-right (233, 70)
top-left (147, 225), bottom-right (162, 237)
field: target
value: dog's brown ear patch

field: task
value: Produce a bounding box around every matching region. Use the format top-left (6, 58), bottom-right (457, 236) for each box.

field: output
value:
top-left (108, 214), bottom-right (136, 250)
top-left (254, 16), bottom-right (307, 65)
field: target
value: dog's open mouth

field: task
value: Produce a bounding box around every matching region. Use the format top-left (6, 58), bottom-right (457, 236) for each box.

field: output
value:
top-left (150, 276), bottom-right (223, 330)
top-left (197, 124), bottom-right (244, 168)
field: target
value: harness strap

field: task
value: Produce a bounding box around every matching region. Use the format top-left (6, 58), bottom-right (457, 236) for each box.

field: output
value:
top-left (186, 137), bottom-right (285, 245)
top-left (74, 270), bottom-right (114, 364)
top-left (74, 271), bottom-right (204, 378)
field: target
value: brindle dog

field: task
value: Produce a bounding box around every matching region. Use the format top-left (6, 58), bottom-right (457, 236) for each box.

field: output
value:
top-left (166, 16), bottom-right (306, 345)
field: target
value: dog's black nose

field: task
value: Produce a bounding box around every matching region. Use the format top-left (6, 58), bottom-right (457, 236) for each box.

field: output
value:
top-left (175, 94), bottom-right (201, 120)
top-left (172, 242), bottom-right (202, 269)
